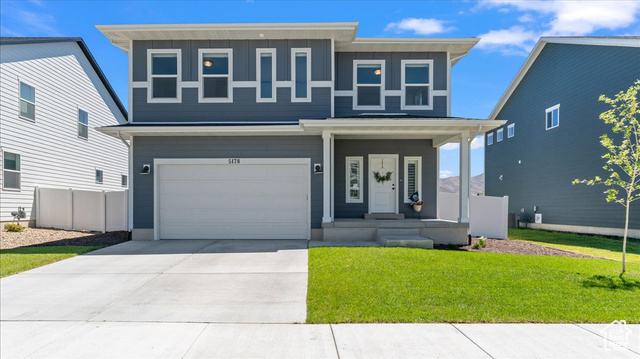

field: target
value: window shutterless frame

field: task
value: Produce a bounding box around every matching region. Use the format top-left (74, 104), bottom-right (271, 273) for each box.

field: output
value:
top-left (18, 80), bottom-right (36, 121)
top-left (508, 123), bottom-right (515, 138)
top-left (121, 174), bottom-right (128, 187)
top-left (404, 157), bottom-right (422, 203)
top-left (353, 60), bottom-right (385, 110)
top-left (497, 128), bottom-right (504, 142)
top-left (199, 48), bottom-right (233, 103)
top-left (77, 108), bottom-right (89, 140)
top-left (401, 60), bottom-right (433, 110)
top-left (147, 49), bottom-right (181, 103)
top-left (256, 48), bottom-right (276, 103)
top-left (545, 104), bottom-right (560, 130)
top-left (2, 151), bottom-right (21, 191)
top-left (291, 48), bottom-right (311, 103)
top-left (487, 132), bottom-right (494, 146)
top-left (345, 156), bottom-right (363, 203)
top-left (95, 169), bottom-right (104, 184)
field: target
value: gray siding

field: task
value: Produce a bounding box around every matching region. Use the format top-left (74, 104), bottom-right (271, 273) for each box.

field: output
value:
top-left (334, 95), bottom-right (447, 117)
top-left (132, 136), bottom-right (323, 229)
top-left (334, 139), bottom-right (438, 219)
top-left (486, 43), bottom-right (640, 229)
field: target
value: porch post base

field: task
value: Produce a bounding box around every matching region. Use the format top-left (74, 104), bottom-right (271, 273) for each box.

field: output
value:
top-left (322, 216), bottom-right (334, 223)
top-left (458, 217), bottom-right (470, 223)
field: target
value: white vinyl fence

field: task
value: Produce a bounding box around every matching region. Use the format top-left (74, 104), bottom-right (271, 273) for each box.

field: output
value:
top-left (36, 187), bottom-right (128, 232)
top-left (439, 193), bottom-right (509, 239)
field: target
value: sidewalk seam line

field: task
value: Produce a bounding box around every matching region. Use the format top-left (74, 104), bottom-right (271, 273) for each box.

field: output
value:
top-left (451, 324), bottom-right (495, 359)
top-left (180, 323), bottom-right (209, 359)
top-left (574, 323), bottom-right (640, 355)
top-left (329, 324), bottom-right (341, 359)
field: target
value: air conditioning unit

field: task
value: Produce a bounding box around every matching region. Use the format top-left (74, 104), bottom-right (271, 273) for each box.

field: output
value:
top-left (535, 213), bottom-right (542, 224)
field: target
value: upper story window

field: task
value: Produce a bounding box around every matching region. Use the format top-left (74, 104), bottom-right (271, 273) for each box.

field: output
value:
top-left (546, 104), bottom-right (560, 130)
top-left (508, 123), bottom-right (515, 138)
top-left (354, 60), bottom-right (384, 110)
top-left (148, 50), bottom-right (181, 103)
top-left (19, 81), bottom-right (36, 121)
top-left (401, 60), bottom-right (433, 110)
top-left (497, 128), bottom-right (504, 142)
top-left (2, 152), bottom-right (21, 191)
top-left (257, 49), bottom-right (276, 102)
top-left (346, 156), bottom-right (363, 203)
top-left (292, 48), bottom-right (311, 102)
top-left (78, 109), bottom-right (89, 139)
top-left (487, 132), bottom-right (494, 146)
top-left (404, 157), bottom-right (422, 203)
top-left (199, 49), bottom-right (232, 103)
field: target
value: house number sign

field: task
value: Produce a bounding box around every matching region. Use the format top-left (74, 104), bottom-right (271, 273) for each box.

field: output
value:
top-left (228, 158), bottom-right (241, 164)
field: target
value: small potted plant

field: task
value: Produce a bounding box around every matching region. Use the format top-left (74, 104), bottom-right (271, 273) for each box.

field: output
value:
top-left (411, 200), bottom-right (424, 212)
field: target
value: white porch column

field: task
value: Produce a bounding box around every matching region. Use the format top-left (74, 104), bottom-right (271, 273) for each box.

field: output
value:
top-left (458, 132), bottom-right (471, 223)
top-left (322, 131), bottom-right (333, 223)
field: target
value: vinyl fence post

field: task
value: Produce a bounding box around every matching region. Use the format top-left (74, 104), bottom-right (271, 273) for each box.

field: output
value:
top-left (69, 188), bottom-right (74, 231)
top-left (502, 196), bottom-right (509, 240)
top-left (35, 186), bottom-right (40, 227)
top-left (102, 190), bottom-right (107, 233)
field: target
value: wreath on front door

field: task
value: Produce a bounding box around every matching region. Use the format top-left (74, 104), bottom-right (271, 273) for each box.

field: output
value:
top-left (373, 158), bottom-right (393, 184)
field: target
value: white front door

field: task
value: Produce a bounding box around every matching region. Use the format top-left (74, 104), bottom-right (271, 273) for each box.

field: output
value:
top-left (369, 155), bottom-right (398, 213)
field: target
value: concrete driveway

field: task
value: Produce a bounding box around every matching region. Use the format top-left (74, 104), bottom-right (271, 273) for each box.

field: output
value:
top-left (0, 239), bottom-right (308, 324)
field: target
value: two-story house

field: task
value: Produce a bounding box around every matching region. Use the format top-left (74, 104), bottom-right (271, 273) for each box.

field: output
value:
top-left (0, 38), bottom-right (128, 226)
top-left (485, 37), bottom-right (640, 238)
top-left (97, 22), bottom-right (503, 243)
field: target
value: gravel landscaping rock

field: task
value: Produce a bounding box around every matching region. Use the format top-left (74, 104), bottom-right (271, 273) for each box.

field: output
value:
top-left (0, 227), bottom-right (129, 249)
top-left (457, 237), bottom-right (599, 259)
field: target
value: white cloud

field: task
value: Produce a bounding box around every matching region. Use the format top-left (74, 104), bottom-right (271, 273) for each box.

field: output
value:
top-left (476, 26), bottom-right (538, 55)
top-left (440, 170), bottom-right (454, 179)
top-left (518, 14), bottom-right (534, 23)
top-left (385, 18), bottom-right (454, 35)
top-left (16, 10), bottom-right (60, 35)
top-left (438, 136), bottom-right (485, 151)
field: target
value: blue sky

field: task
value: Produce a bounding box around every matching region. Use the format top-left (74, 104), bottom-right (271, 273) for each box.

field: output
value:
top-left (2, 0), bottom-right (639, 178)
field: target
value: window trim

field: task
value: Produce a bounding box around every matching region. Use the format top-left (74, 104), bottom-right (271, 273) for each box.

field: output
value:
top-left (497, 128), bottom-right (504, 142)
top-left (507, 123), bottom-right (515, 138)
top-left (545, 104), bottom-right (560, 130)
top-left (291, 48), bottom-right (311, 103)
top-left (353, 59), bottom-right (385, 111)
top-left (403, 156), bottom-right (422, 203)
top-left (147, 49), bottom-right (182, 103)
top-left (2, 151), bottom-right (21, 191)
top-left (95, 169), bottom-right (104, 184)
top-left (198, 48), bottom-right (233, 103)
top-left (77, 107), bottom-right (89, 140)
top-left (121, 174), bottom-right (128, 188)
top-left (400, 59), bottom-right (434, 110)
top-left (345, 156), bottom-right (363, 203)
top-left (256, 48), bottom-right (277, 103)
top-left (18, 80), bottom-right (36, 122)
top-left (487, 132), bottom-right (494, 146)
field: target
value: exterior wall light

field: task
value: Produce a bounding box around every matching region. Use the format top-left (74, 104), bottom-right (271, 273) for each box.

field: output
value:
top-left (141, 164), bottom-right (151, 175)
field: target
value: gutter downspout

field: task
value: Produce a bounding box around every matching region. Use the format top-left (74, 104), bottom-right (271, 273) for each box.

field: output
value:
top-left (117, 130), bottom-right (130, 148)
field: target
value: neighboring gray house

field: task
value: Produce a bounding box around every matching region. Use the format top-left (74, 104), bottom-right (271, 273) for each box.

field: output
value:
top-left (96, 22), bottom-right (503, 243)
top-left (0, 38), bottom-right (128, 225)
top-left (485, 37), bottom-right (640, 238)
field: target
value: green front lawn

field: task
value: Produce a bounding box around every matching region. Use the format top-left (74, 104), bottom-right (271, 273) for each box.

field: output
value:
top-left (509, 228), bottom-right (640, 264)
top-left (307, 247), bottom-right (640, 323)
top-left (0, 246), bottom-right (102, 277)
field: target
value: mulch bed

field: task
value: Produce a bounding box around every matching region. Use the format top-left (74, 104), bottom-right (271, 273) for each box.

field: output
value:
top-left (454, 237), bottom-right (599, 259)
top-left (0, 227), bottom-right (129, 249)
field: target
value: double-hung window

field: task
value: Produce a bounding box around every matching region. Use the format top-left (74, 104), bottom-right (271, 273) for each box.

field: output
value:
top-left (401, 60), bottom-right (433, 110)
top-left (199, 49), bottom-right (232, 102)
top-left (354, 60), bottom-right (384, 110)
top-left (497, 128), bottom-right (504, 142)
top-left (78, 109), bottom-right (89, 139)
top-left (546, 104), bottom-right (560, 130)
top-left (508, 123), bottom-right (515, 138)
top-left (149, 50), bottom-right (180, 102)
top-left (345, 157), bottom-right (363, 203)
top-left (121, 174), bottom-right (128, 187)
top-left (292, 48), bottom-right (311, 102)
top-left (404, 157), bottom-right (422, 203)
top-left (487, 132), bottom-right (494, 146)
top-left (257, 49), bottom-right (276, 102)
top-left (2, 152), bottom-right (21, 191)
top-left (95, 169), bottom-right (103, 184)
top-left (19, 81), bottom-right (36, 121)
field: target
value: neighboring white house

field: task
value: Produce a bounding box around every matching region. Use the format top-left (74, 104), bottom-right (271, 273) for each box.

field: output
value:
top-left (0, 38), bottom-right (128, 225)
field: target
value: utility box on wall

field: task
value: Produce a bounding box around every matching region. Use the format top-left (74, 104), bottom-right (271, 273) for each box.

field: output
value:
top-left (535, 213), bottom-right (542, 224)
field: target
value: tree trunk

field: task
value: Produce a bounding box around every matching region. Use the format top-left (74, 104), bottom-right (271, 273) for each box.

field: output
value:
top-left (623, 200), bottom-right (629, 274)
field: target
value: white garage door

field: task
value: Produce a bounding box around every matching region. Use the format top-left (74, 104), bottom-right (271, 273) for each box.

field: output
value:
top-left (156, 159), bottom-right (309, 240)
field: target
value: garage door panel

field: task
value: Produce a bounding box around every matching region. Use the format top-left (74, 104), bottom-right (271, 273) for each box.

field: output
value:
top-left (158, 162), bottom-right (309, 240)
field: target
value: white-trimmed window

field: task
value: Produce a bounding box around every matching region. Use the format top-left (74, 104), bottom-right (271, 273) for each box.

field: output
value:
top-left (546, 104), bottom-right (560, 130)
top-left (95, 169), bottom-right (103, 184)
top-left (19, 81), bottom-right (36, 121)
top-left (354, 60), bottom-right (384, 110)
top-left (121, 174), bottom-right (128, 187)
top-left (508, 123), bottom-right (515, 138)
top-left (401, 60), bottom-right (433, 110)
top-left (199, 49), bottom-right (232, 102)
top-left (78, 109), bottom-right (89, 139)
top-left (2, 152), bottom-right (21, 191)
top-left (291, 48), bottom-right (311, 102)
top-left (404, 157), bottom-right (422, 203)
top-left (497, 128), bottom-right (504, 142)
top-left (148, 50), bottom-right (181, 103)
top-left (487, 132), bottom-right (494, 146)
top-left (257, 48), bottom-right (276, 102)
top-left (346, 156), bottom-right (363, 203)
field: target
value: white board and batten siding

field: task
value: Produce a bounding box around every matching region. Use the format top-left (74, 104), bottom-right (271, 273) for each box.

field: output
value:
top-left (0, 41), bottom-right (128, 223)
top-left (439, 192), bottom-right (509, 239)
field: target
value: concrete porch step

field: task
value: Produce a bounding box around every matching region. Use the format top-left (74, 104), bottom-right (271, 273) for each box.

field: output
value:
top-left (364, 213), bottom-right (405, 220)
top-left (375, 229), bottom-right (434, 249)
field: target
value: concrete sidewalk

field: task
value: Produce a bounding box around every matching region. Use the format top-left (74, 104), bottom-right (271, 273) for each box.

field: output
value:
top-left (1, 322), bottom-right (638, 358)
